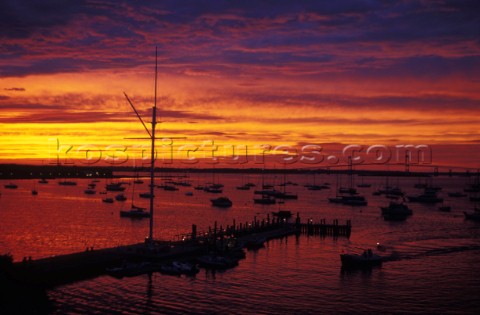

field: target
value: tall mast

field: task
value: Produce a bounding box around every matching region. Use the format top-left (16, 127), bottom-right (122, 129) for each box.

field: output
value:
top-left (148, 47), bottom-right (158, 243)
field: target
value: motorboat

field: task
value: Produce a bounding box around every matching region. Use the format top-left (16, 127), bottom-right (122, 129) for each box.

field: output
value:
top-left (4, 183), bottom-right (18, 189)
top-left (381, 202), bottom-right (413, 216)
top-left (84, 188), bottom-right (96, 194)
top-left (210, 197), bottom-right (233, 208)
top-left (340, 249), bottom-right (383, 268)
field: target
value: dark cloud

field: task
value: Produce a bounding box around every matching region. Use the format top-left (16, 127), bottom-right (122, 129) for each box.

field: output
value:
top-left (0, 0), bottom-right (478, 78)
top-left (0, 0), bottom-right (88, 38)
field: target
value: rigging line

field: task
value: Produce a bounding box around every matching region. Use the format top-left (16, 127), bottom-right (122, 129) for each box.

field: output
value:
top-left (123, 92), bottom-right (152, 138)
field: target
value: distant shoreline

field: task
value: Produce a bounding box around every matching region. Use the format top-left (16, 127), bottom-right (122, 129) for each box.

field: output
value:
top-left (0, 163), bottom-right (477, 180)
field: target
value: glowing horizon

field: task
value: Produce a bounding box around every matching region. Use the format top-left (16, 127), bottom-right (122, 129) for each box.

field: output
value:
top-left (1, 1), bottom-right (479, 169)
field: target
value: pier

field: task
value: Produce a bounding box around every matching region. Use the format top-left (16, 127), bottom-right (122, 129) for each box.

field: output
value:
top-left (3, 214), bottom-right (351, 288)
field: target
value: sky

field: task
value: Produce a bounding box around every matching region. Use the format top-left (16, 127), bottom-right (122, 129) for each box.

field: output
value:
top-left (0, 0), bottom-right (479, 170)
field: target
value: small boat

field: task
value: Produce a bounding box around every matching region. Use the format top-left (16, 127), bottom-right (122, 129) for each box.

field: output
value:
top-left (381, 201), bottom-right (412, 221)
top-left (374, 187), bottom-right (404, 196)
top-left (464, 184), bottom-right (480, 193)
top-left (438, 205), bottom-right (451, 212)
top-left (185, 191), bottom-right (193, 196)
top-left (463, 208), bottom-right (480, 221)
top-left (58, 181), bottom-right (77, 186)
top-left (338, 187), bottom-right (358, 195)
top-left (329, 195), bottom-right (368, 206)
top-left (253, 195), bottom-right (276, 205)
top-left (407, 189), bottom-right (443, 204)
top-left (381, 202), bottom-right (413, 216)
top-left (120, 205), bottom-right (150, 218)
top-left (105, 183), bottom-right (125, 191)
top-left (204, 186), bottom-right (222, 193)
top-left (4, 183), bottom-right (18, 189)
top-left (236, 184), bottom-right (250, 190)
top-left (274, 191), bottom-right (298, 200)
top-left (448, 192), bottom-right (467, 197)
top-left (194, 185), bottom-right (204, 190)
top-left (197, 254), bottom-right (239, 269)
top-left (340, 249), bottom-right (383, 269)
top-left (356, 183), bottom-right (371, 188)
top-left (244, 236), bottom-right (267, 250)
top-left (84, 189), bottom-right (96, 195)
top-left (159, 261), bottom-right (199, 276)
top-left (31, 190), bottom-right (38, 195)
top-left (162, 185), bottom-right (178, 191)
top-left (139, 192), bottom-right (154, 198)
top-left (211, 197), bottom-right (233, 208)
top-left (271, 210), bottom-right (293, 220)
top-left (102, 197), bottom-right (114, 203)
top-left (133, 179), bottom-right (144, 184)
top-left (115, 194), bottom-right (127, 201)
top-left (38, 179), bottom-right (48, 184)
top-left (106, 261), bottom-right (154, 278)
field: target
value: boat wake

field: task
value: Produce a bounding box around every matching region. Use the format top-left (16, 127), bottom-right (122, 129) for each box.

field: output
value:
top-left (381, 242), bottom-right (480, 262)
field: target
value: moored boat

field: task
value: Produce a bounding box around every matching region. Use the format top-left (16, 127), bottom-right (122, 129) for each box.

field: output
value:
top-left (210, 197), bottom-right (233, 208)
top-left (58, 180), bottom-right (77, 186)
top-left (120, 205), bottom-right (150, 218)
top-left (463, 208), bottom-right (480, 221)
top-left (407, 188), bottom-right (443, 204)
top-left (329, 194), bottom-right (367, 206)
top-left (105, 182), bottom-right (125, 191)
top-left (253, 195), bottom-right (276, 205)
top-left (115, 194), bottom-right (127, 201)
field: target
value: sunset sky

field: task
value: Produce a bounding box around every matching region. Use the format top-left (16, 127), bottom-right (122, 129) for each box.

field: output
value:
top-left (0, 0), bottom-right (479, 169)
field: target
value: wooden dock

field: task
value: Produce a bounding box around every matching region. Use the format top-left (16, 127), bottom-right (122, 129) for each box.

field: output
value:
top-left (3, 213), bottom-right (351, 288)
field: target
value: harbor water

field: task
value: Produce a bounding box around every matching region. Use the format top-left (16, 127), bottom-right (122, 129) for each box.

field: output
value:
top-left (1, 173), bottom-right (479, 314)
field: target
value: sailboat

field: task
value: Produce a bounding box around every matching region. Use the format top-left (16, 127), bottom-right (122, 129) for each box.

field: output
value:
top-left (254, 169), bottom-right (276, 205)
top-left (329, 158), bottom-right (367, 206)
top-left (120, 48), bottom-right (160, 239)
top-left (120, 162), bottom-right (150, 218)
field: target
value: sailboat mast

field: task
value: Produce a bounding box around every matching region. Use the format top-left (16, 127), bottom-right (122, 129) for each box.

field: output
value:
top-left (148, 47), bottom-right (158, 243)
